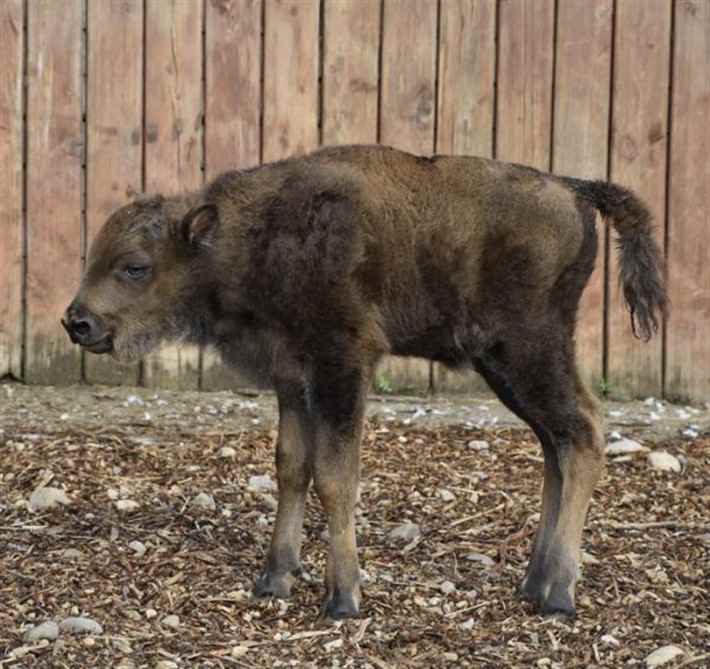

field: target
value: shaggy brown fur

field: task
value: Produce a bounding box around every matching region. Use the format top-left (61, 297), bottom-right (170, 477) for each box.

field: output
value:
top-left (63, 145), bottom-right (666, 619)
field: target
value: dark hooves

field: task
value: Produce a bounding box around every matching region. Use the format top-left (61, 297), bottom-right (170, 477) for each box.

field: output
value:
top-left (253, 570), bottom-right (297, 600)
top-left (519, 578), bottom-right (576, 619)
top-left (320, 591), bottom-right (360, 621)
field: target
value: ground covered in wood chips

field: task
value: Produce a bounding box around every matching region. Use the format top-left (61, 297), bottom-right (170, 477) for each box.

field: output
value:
top-left (1, 383), bottom-right (708, 668)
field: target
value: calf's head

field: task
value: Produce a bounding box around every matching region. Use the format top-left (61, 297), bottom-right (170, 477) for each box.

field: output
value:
top-left (62, 195), bottom-right (218, 361)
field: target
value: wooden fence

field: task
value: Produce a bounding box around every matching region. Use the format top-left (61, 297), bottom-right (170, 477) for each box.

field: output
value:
top-left (1, 0), bottom-right (709, 400)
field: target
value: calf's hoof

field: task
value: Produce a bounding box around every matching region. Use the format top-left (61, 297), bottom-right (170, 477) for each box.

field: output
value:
top-left (253, 568), bottom-right (299, 600)
top-left (320, 589), bottom-right (360, 621)
top-left (519, 573), bottom-right (576, 620)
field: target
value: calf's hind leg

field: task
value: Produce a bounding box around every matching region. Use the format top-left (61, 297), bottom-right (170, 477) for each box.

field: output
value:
top-left (254, 383), bottom-right (313, 599)
top-left (475, 345), bottom-right (604, 617)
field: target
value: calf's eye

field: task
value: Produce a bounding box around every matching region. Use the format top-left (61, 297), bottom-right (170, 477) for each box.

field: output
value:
top-left (123, 265), bottom-right (149, 280)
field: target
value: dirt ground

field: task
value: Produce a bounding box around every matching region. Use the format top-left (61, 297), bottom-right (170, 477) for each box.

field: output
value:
top-left (1, 382), bottom-right (708, 668)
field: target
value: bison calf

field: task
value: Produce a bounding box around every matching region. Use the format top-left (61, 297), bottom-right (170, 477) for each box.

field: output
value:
top-left (63, 145), bottom-right (666, 619)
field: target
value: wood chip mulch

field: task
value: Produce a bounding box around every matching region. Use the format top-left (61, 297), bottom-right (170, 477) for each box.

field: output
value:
top-left (1, 418), bottom-right (708, 668)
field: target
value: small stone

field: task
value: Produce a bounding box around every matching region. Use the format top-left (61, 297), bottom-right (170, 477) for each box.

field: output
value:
top-left (465, 552), bottom-right (495, 567)
top-left (388, 522), bottom-right (421, 543)
top-left (144, 608), bottom-right (158, 619)
top-left (467, 440), bottom-right (490, 451)
top-left (59, 616), bottom-right (103, 635)
top-left (460, 618), bottom-right (475, 631)
top-left (443, 652), bottom-right (458, 662)
top-left (248, 474), bottom-right (276, 492)
top-left (29, 487), bottom-right (71, 512)
top-left (682, 427), bottom-right (698, 439)
top-left (601, 634), bottom-right (620, 647)
top-left (260, 493), bottom-right (278, 511)
top-left (647, 451), bottom-right (681, 473)
top-left (231, 645), bottom-right (249, 658)
top-left (645, 645), bottom-right (684, 667)
top-left (128, 540), bottom-right (146, 557)
top-left (155, 662), bottom-right (178, 669)
top-left (161, 615), bottom-right (180, 629)
top-left (61, 548), bottom-right (83, 560)
top-left (125, 394), bottom-right (144, 406)
top-left (324, 638), bottom-right (343, 651)
top-left (440, 580), bottom-right (457, 595)
top-left (605, 438), bottom-right (649, 455)
top-left (112, 637), bottom-right (133, 653)
top-left (117, 660), bottom-right (136, 669)
top-left (218, 446), bottom-right (237, 459)
top-left (191, 493), bottom-right (216, 511)
top-left (115, 499), bottom-right (139, 512)
top-left (24, 621), bottom-right (59, 642)
top-left (438, 489), bottom-right (456, 502)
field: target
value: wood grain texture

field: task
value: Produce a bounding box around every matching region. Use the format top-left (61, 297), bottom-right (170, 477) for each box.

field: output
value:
top-left (262, 0), bottom-right (319, 162)
top-left (85, 0), bottom-right (143, 386)
top-left (25, 0), bottom-right (83, 385)
top-left (322, 0), bottom-right (380, 145)
top-left (143, 0), bottom-right (203, 390)
top-left (437, 0), bottom-right (495, 158)
top-left (379, 0), bottom-right (438, 393)
top-left (607, 0), bottom-right (670, 398)
top-left (496, 0), bottom-right (555, 169)
top-left (0, 0), bottom-right (23, 378)
top-left (434, 0), bottom-right (496, 395)
top-left (553, 0), bottom-right (613, 391)
top-left (202, 0), bottom-right (262, 391)
top-left (666, 0), bottom-right (710, 400)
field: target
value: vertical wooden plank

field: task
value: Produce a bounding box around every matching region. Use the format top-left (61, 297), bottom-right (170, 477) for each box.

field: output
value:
top-left (322, 0), bottom-right (380, 145)
top-left (380, 0), bottom-right (437, 155)
top-left (0, 0), bottom-right (23, 379)
top-left (434, 0), bottom-right (496, 394)
top-left (553, 0), bottom-right (613, 392)
top-left (25, 0), bottom-right (83, 385)
top-left (496, 0), bottom-right (555, 170)
top-left (379, 0), bottom-right (438, 393)
top-left (143, 0), bottom-right (203, 390)
top-left (201, 0), bottom-right (262, 391)
top-left (85, 0), bottom-right (143, 386)
top-left (262, 0), bottom-right (319, 162)
top-left (608, 0), bottom-right (670, 398)
top-left (437, 0), bottom-right (496, 158)
top-left (666, 0), bottom-right (710, 401)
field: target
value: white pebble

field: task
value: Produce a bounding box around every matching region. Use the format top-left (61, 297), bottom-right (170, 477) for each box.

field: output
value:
top-left (248, 474), bottom-right (276, 492)
top-left (647, 451), bottom-right (681, 473)
top-left (440, 580), bottom-right (457, 595)
top-left (128, 540), bottom-right (146, 557)
top-left (191, 493), bottom-right (216, 511)
top-left (115, 499), bottom-right (139, 512)
top-left (601, 634), bottom-right (620, 647)
top-left (24, 621), bottom-right (59, 642)
top-left (605, 438), bottom-right (649, 455)
top-left (465, 552), bottom-right (495, 567)
top-left (161, 615), bottom-right (180, 629)
top-left (467, 440), bottom-right (490, 451)
top-left (155, 662), bottom-right (178, 669)
top-left (29, 487), bottom-right (71, 512)
top-left (218, 446), bottom-right (237, 459)
top-left (438, 489), bottom-right (456, 502)
top-left (388, 522), bottom-right (421, 543)
top-left (645, 645), bottom-right (684, 667)
top-left (59, 616), bottom-right (103, 635)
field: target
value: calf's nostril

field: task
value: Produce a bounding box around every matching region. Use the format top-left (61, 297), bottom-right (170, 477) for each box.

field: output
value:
top-left (73, 320), bottom-right (92, 337)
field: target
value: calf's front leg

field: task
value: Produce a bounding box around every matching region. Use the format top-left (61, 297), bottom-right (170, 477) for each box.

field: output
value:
top-left (311, 364), bottom-right (369, 620)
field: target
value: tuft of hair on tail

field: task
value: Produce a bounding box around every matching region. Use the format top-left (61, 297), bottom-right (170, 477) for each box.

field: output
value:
top-left (562, 177), bottom-right (668, 342)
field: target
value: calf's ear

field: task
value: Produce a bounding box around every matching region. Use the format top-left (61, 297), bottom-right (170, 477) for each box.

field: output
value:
top-left (180, 204), bottom-right (219, 248)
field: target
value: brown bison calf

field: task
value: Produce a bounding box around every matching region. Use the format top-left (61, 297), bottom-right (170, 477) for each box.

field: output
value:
top-left (63, 145), bottom-right (666, 619)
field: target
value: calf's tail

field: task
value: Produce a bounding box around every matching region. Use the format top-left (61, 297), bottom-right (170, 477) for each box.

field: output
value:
top-left (563, 177), bottom-right (668, 342)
